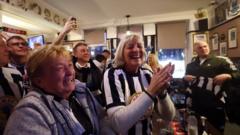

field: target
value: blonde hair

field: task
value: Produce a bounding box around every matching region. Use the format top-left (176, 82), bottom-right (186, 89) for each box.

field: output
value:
top-left (26, 45), bottom-right (71, 81)
top-left (148, 53), bottom-right (161, 69)
top-left (113, 33), bottom-right (146, 68)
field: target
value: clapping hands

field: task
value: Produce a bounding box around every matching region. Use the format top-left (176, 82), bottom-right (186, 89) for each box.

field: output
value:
top-left (147, 63), bottom-right (174, 97)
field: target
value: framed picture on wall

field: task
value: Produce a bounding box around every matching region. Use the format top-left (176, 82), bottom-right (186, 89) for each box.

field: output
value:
top-left (229, 0), bottom-right (240, 16)
top-left (211, 33), bottom-right (219, 50)
top-left (193, 33), bottom-right (208, 43)
top-left (220, 42), bottom-right (227, 56)
top-left (228, 27), bottom-right (237, 48)
top-left (215, 1), bottom-right (228, 24)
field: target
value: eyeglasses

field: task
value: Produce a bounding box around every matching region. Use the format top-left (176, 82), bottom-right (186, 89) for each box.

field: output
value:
top-left (10, 42), bottom-right (28, 47)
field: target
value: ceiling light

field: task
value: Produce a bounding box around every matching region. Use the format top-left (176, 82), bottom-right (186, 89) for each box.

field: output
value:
top-left (2, 15), bottom-right (42, 31)
top-left (125, 14), bottom-right (131, 35)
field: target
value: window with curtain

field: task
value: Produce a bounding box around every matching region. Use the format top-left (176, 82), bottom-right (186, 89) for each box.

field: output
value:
top-left (84, 28), bottom-right (106, 45)
top-left (156, 21), bottom-right (188, 78)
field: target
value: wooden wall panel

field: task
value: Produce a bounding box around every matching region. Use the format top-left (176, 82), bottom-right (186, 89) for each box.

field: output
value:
top-left (209, 17), bottom-right (240, 58)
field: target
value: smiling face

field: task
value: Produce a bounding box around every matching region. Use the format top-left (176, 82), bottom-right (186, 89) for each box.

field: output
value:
top-left (0, 37), bottom-right (9, 67)
top-left (37, 56), bottom-right (75, 99)
top-left (74, 44), bottom-right (90, 64)
top-left (123, 36), bottom-right (144, 72)
top-left (7, 38), bottom-right (29, 57)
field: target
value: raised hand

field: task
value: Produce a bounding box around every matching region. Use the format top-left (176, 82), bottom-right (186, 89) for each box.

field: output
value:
top-left (52, 16), bottom-right (78, 45)
top-left (147, 63), bottom-right (174, 97)
top-left (62, 17), bottom-right (77, 34)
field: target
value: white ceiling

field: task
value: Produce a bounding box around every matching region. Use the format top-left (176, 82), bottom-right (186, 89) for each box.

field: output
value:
top-left (43, 0), bottom-right (212, 29)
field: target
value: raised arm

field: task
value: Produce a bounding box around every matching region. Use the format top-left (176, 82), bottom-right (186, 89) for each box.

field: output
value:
top-left (52, 17), bottom-right (77, 45)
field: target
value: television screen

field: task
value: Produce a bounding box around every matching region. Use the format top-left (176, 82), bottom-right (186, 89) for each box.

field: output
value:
top-left (28, 35), bottom-right (45, 49)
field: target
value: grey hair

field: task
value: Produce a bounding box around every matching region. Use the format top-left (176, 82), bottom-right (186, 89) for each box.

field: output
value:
top-left (113, 33), bottom-right (146, 68)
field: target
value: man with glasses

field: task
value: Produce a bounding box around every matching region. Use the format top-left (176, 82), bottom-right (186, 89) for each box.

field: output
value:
top-left (0, 34), bottom-right (24, 134)
top-left (7, 36), bottom-right (29, 75)
top-left (6, 36), bottom-right (30, 94)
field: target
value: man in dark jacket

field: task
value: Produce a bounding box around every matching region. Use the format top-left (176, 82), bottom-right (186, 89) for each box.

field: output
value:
top-left (73, 43), bottom-right (104, 105)
top-left (183, 41), bottom-right (240, 132)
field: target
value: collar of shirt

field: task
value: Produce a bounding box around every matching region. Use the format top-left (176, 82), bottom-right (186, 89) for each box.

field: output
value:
top-left (75, 62), bottom-right (90, 69)
top-left (199, 58), bottom-right (207, 65)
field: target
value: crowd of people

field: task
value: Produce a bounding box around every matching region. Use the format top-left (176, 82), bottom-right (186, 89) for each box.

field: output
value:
top-left (0, 17), bottom-right (240, 135)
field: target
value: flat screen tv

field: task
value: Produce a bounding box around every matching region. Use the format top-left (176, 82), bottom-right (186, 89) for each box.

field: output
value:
top-left (28, 35), bottom-right (45, 49)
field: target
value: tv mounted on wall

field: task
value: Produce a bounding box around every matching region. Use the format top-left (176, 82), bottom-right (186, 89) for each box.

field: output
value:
top-left (28, 35), bottom-right (45, 49)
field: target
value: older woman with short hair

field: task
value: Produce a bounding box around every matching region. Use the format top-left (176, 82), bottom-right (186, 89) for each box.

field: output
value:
top-left (4, 45), bottom-right (111, 135)
top-left (103, 33), bottom-right (176, 135)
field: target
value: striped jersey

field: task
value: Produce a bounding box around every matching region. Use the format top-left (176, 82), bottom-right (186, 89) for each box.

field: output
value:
top-left (189, 76), bottom-right (223, 97)
top-left (103, 67), bottom-right (153, 135)
top-left (0, 67), bottom-right (24, 99)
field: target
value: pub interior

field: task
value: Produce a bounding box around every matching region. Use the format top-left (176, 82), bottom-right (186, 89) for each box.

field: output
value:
top-left (0, 0), bottom-right (240, 135)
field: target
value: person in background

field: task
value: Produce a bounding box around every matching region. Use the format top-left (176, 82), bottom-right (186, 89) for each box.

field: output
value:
top-left (73, 43), bottom-right (104, 105)
top-left (7, 36), bottom-right (30, 92)
top-left (102, 49), bottom-right (111, 60)
top-left (102, 49), bottom-right (112, 69)
top-left (4, 45), bottom-right (113, 135)
top-left (103, 33), bottom-right (176, 135)
top-left (93, 54), bottom-right (107, 73)
top-left (33, 42), bottom-right (42, 49)
top-left (147, 53), bottom-right (162, 73)
top-left (146, 53), bottom-right (167, 135)
top-left (0, 34), bottom-right (24, 134)
top-left (183, 41), bottom-right (240, 132)
top-left (52, 17), bottom-right (104, 105)
top-left (7, 36), bottom-right (29, 75)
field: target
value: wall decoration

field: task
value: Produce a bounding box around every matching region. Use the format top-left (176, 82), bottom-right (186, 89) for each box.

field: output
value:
top-left (211, 33), bottom-right (219, 50)
top-left (0, 0), bottom-right (68, 26)
top-left (228, 0), bottom-right (240, 16)
top-left (215, 1), bottom-right (228, 25)
top-left (62, 18), bottom-right (67, 26)
top-left (53, 14), bottom-right (60, 25)
top-left (9, 0), bottom-right (27, 10)
top-left (220, 33), bottom-right (226, 41)
top-left (44, 8), bottom-right (52, 22)
top-left (193, 33), bottom-right (208, 43)
top-left (228, 27), bottom-right (237, 48)
top-left (220, 42), bottom-right (227, 56)
top-left (29, 2), bottom-right (42, 15)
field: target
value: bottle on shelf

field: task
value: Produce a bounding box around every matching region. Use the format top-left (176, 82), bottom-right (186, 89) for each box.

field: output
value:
top-left (187, 111), bottom-right (198, 135)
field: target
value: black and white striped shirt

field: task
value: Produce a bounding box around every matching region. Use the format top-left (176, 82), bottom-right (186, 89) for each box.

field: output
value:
top-left (187, 76), bottom-right (226, 110)
top-left (103, 67), bottom-right (153, 135)
top-left (0, 67), bottom-right (24, 99)
top-left (190, 76), bottom-right (222, 97)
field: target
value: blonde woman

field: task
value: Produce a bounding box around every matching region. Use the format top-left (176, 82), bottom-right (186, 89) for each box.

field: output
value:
top-left (103, 34), bottom-right (176, 135)
top-left (147, 53), bottom-right (162, 73)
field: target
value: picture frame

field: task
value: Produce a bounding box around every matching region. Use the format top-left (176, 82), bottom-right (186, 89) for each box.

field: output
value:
top-left (228, 27), bottom-right (237, 48)
top-left (228, 0), bottom-right (240, 16)
top-left (211, 33), bottom-right (219, 50)
top-left (193, 33), bottom-right (208, 43)
top-left (219, 42), bottom-right (227, 56)
top-left (215, 1), bottom-right (228, 25)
